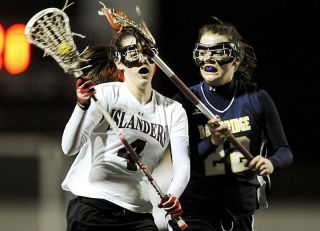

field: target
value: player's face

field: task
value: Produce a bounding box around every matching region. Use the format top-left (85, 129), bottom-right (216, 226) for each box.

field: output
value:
top-left (198, 33), bottom-right (238, 86)
top-left (116, 35), bottom-right (155, 90)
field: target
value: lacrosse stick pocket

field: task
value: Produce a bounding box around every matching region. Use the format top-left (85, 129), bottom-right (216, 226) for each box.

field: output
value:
top-left (25, 7), bottom-right (85, 78)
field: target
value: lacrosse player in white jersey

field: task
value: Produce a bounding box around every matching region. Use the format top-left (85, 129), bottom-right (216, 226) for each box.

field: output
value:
top-left (61, 31), bottom-right (190, 231)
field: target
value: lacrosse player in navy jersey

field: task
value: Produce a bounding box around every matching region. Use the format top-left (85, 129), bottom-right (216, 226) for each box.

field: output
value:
top-left (171, 17), bottom-right (293, 231)
top-left (61, 31), bottom-right (190, 231)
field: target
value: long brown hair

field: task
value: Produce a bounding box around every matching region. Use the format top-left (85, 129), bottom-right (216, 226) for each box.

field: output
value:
top-left (80, 45), bottom-right (122, 84)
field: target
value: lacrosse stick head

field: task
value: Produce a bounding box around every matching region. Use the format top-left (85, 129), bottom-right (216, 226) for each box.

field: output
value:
top-left (98, 6), bottom-right (156, 50)
top-left (25, 8), bottom-right (83, 78)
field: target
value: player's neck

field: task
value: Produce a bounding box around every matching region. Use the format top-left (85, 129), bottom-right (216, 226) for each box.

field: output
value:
top-left (135, 90), bottom-right (153, 105)
top-left (125, 82), bottom-right (153, 105)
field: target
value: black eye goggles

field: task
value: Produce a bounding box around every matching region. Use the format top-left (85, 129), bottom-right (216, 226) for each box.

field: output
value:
top-left (193, 42), bottom-right (238, 66)
top-left (116, 44), bottom-right (158, 68)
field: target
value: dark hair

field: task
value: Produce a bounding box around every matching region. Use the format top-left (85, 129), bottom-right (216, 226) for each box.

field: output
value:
top-left (197, 17), bottom-right (257, 82)
top-left (111, 31), bottom-right (135, 52)
top-left (80, 32), bottom-right (137, 84)
top-left (80, 45), bottom-right (120, 84)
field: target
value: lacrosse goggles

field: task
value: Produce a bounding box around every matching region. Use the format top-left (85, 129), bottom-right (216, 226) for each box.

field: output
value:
top-left (117, 43), bottom-right (158, 68)
top-left (193, 42), bottom-right (239, 66)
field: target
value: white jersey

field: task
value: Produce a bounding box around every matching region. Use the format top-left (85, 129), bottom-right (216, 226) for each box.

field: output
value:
top-left (61, 82), bottom-right (190, 213)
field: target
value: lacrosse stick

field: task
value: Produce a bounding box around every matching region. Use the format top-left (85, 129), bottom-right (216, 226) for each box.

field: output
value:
top-left (98, 3), bottom-right (254, 161)
top-left (24, 5), bottom-right (186, 229)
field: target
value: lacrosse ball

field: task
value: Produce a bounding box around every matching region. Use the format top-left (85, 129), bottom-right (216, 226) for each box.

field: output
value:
top-left (58, 42), bottom-right (72, 55)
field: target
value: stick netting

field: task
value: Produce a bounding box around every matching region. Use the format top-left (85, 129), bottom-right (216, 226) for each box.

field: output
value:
top-left (25, 8), bottom-right (84, 77)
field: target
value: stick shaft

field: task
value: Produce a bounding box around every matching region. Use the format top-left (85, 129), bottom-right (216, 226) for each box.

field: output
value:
top-left (91, 95), bottom-right (165, 196)
top-left (91, 94), bottom-right (188, 229)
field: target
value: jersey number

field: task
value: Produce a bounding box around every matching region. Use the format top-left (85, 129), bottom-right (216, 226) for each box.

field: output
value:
top-left (117, 139), bottom-right (146, 171)
top-left (204, 136), bottom-right (250, 176)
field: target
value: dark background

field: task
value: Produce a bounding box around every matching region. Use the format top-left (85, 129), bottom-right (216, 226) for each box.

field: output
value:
top-left (1, 0), bottom-right (319, 160)
top-left (0, 0), bottom-right (319, 230)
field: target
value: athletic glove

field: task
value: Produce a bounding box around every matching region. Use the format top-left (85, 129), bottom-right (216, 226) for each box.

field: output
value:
top-left (76, 76), bottom-right (95, 110)
top-left (157, 195), bottom-right (182, 219)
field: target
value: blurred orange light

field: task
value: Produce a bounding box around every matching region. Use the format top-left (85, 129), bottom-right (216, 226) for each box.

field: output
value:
top-left (4, 24), bottom-right (30, 75)
top-left (0, 24), bottom-right (4, 69)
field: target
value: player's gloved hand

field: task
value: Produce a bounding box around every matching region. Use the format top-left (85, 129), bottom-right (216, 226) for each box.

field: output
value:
top-left (76, 76), bottom-right (95, 110)
top-left (157, 195), bottom-right (182, 219)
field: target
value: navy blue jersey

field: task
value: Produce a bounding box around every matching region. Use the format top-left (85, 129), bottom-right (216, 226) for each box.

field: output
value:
top-left (173, 80), bottom-right (293, 217)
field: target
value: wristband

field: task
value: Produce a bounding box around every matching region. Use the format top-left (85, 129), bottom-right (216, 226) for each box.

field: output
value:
top-left (77, 101), bottom-right (90, 111)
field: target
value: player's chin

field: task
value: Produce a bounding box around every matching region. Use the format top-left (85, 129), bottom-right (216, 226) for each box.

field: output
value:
top-left (202, 72), bottom-right (221, 82)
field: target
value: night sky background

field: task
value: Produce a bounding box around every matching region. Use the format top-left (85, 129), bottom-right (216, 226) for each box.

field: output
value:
top-left (0, 0), bottom-right (320, 230)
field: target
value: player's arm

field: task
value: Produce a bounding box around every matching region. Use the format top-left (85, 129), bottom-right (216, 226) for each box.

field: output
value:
top-left (61, 77), bottom-right (102, 155)
top-left (249, 90), bottom-right (293, 175)
top-left (158, 103), bottom-right (190, 218)
top-left (173, 92), bottom-right (215, 160)
top-left (167, 104), bottom-right (190, 197)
